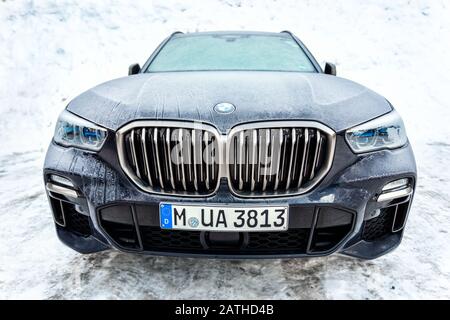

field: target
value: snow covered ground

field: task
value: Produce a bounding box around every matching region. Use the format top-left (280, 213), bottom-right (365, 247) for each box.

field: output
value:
top-left (1, 0), bottom-right (450, 299)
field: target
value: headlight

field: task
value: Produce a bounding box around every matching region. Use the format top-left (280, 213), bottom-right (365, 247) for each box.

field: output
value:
top-left (54, 110), bottom-right (107, 151)
top-left (345, 110), bottom-right (407, 153)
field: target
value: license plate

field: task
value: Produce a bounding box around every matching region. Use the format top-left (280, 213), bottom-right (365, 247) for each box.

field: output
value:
top-left (159, 203), bottom-right (288, 232)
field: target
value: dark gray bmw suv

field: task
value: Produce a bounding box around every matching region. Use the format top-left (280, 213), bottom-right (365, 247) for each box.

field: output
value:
top-left (43, 31), bottom-right (416, 259)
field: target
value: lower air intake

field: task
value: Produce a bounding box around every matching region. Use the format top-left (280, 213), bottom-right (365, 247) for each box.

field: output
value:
top-left (98, 204), bottom-right (353, 256)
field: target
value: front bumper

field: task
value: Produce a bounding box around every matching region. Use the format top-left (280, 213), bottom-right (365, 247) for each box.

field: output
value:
top-left (43, 134), bottom-right (416, 259)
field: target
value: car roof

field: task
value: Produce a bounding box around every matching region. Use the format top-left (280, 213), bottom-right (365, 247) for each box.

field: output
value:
top-left (170, 30), bottom-right (292, 38)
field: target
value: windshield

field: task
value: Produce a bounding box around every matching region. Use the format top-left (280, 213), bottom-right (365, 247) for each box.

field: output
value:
top-left (146, 34), bottom-right (316, 72)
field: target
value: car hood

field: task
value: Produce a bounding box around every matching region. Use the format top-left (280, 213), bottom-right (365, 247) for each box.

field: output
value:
top-left (67, 72), bottom-right (392, 133)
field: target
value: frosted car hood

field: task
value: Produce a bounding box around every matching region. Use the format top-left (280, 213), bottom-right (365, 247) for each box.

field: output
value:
top-left (67, 72), bottom-right (392, 133)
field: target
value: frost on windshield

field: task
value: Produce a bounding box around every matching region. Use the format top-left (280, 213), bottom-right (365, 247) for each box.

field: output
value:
top-left (147, 34), bottom-right (316, 72)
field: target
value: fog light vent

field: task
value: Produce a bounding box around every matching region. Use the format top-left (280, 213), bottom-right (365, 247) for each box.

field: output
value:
top-left (378, 178), bottom-right (412, 202)
top-left (50, 174), bottom-right (75, 188)
top-left (382, 178), bottom-right (409, 192)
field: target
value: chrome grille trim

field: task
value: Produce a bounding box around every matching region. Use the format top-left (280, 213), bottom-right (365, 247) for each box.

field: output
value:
top-left (117, 120), bottom-right (335, 198)
top-left (141, 128), bottom-right (153, 187)
top-left (238, 131), bottom-right (244, 190)
top-left (191, 129), bottom-right (198, 191)
top-left (297, 128), bottom-right (309, 188)
top-left (262, 129), bottom-right (270, 191)
top-left (203, 131), bottom-right (210, 190)
top-left (285, 128), bottom-right (296, 190)
top-left (153, 128), bottom-right (164, 189)
top-left (310, 130), bottom-right (321, 180)
top-left (226, 121), bottom-right (336, 198)
top-left (273, 129), bottom-right (283, 190)
top-left (129, 130), bottom-right (140, 178)
top-left (250, 129), bottom-right (257, 192)
top-left (165, 128), bottom-right (175, 189)
top-left (178, 128), bottom-right (187, 190)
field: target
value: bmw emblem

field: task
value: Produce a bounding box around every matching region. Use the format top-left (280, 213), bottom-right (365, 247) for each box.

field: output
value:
top-left (214, 102), bottom-right (236, 114)
top-left (188, 217), bottom-right (199, 228)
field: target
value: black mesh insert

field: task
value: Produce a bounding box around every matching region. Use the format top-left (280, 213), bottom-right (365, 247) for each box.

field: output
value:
top-left (137, 227), bottom-right (310, 253)
top-left (246, 229), bottom-right (309, 251)
top-left (62, 201), bottom-right (91, 237)
top-left (140, 227), bottom-right (203, 251)
top-left (362, 207), bottom-right (395, 241)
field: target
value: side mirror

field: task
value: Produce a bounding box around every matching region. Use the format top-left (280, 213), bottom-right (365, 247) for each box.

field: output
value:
top-left (324, 62), bottom-right (336, 76)
top-left (128, 63), bottom-right (141, 75)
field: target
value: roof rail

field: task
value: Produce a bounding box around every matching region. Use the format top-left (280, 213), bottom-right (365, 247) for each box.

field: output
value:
top-left (170, 31), bottom-right (184, 37)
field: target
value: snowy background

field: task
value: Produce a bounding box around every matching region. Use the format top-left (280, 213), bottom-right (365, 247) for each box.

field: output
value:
top-left (1, 0), bottom-right (450, 299)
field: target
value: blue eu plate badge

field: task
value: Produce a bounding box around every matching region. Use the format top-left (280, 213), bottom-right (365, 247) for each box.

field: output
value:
top-left (160, 203), bottom-right (173, 229)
